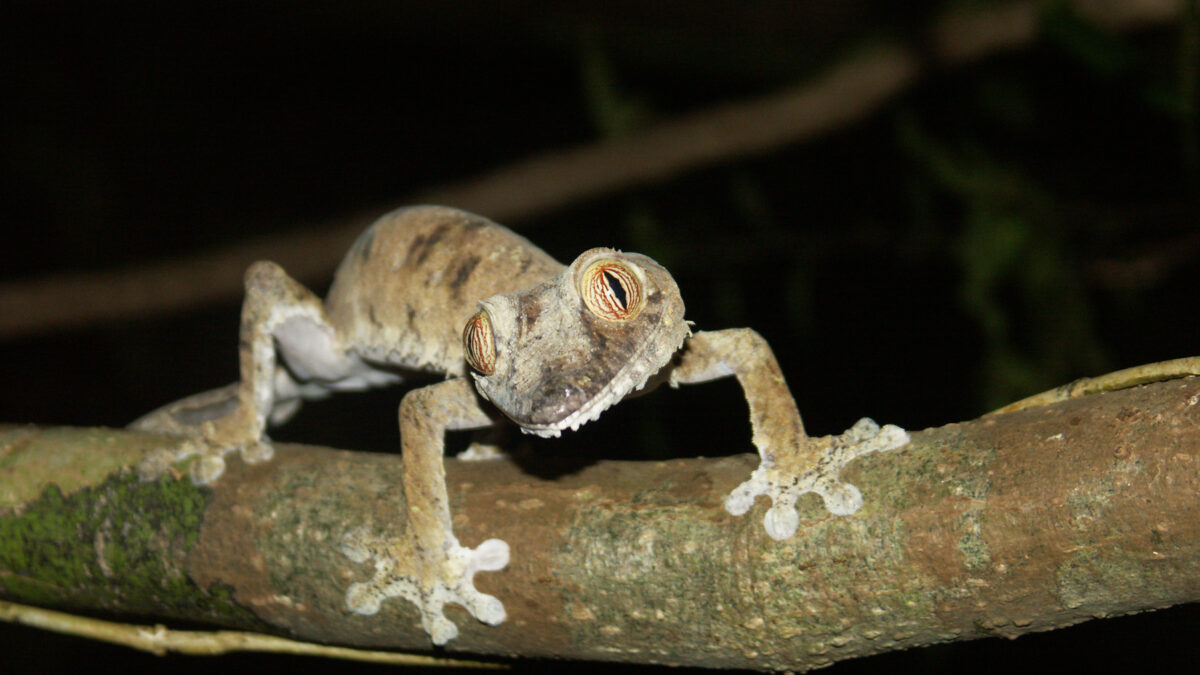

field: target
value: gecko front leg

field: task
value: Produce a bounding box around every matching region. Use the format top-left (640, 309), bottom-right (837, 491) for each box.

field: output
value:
top-left (670, 329), bottom-right (908, 539)
top-left (343, 378), bottom-right (510, 645)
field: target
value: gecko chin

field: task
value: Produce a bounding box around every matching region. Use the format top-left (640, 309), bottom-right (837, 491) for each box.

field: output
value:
top-left (518, 376), bottom-right (637, 437)
top-left (473, 352), bottom-right (671, 438)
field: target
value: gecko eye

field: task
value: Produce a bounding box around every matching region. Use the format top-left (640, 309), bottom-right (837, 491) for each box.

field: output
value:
top-left (580, 260), bottom-right (644, 321)
top-left (462, 310), bottom-right (496, 375)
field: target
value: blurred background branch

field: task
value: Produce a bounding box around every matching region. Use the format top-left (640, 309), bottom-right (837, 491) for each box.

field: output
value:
top-left (0, 0), bottom-right (1187, 341)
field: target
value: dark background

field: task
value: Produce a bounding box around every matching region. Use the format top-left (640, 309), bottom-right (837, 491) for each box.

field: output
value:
top-left (2, 2), bottom-right (1198, 673)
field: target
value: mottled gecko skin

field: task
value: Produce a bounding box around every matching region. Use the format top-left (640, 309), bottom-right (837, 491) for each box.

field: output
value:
top-left (131, 205), bottom-right (908, 645)
top-left (325, 208), bottom-right (565, 378)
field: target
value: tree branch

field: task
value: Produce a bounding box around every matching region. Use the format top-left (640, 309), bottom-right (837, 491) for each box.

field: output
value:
top-left (3, 375), bottom-right (1198, 670)
top-left (0, 0), bottom-right (1182, 340)
top-left (0, 599), bottom-right (497, 667)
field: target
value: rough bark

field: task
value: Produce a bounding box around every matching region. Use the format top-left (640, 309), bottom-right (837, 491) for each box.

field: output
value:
top-left (2, 376), bottom-right (1199, 670)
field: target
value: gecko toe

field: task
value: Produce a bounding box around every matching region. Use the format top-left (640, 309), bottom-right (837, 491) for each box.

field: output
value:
top-left (470, 539), bottom-right (510, 573)
top-left (724, 471), bottom-right (766, 516)
top-left (241, 440), bottom-right (275, 463)
top-left (345, 581), bottom-right (383, 615)
top-left (427, 616), bottom-right (459, 646)
top-left (763, 504), bottom-right (800, 540)
top-left (468, 593), bottom-right (507, 625)
top-left (190, 453), bottom-right (226, 485)
top-left (819, 482), bottom-right (864, 516)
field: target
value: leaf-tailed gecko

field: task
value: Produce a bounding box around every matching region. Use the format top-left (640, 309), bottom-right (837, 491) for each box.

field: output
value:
top-left (132, 205), bottom-right (908, 645)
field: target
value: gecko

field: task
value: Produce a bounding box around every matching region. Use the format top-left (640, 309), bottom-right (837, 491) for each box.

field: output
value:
top-left (131, 205), bottom-right (909, 645)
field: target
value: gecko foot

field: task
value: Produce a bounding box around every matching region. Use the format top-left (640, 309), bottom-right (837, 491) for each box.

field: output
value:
top-left (341, 527), bottom-right (510, 645)
top-left (726, 417), bottom-right (909, 540)
top-left (130, 383), bottom-right (275, 484)
top-left (135, 438), bottom-right (274, 485)
top-left (457, 442), bottom-right (506, 461)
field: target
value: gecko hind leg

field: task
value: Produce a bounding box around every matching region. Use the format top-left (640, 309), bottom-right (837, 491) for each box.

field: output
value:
top-left (134, 261), bottom-right (360, 484)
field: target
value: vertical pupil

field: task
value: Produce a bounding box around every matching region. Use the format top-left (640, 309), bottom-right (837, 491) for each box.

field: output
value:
top-left (603, 270), bottom-right (627, 308)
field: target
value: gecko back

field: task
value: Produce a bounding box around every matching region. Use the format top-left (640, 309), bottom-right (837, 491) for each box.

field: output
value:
top-left (324, 206), bottom-right (565, 375)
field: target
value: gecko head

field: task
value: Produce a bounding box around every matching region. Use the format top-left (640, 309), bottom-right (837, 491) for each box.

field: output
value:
top-left (462, 247), bottom-right (689, 437)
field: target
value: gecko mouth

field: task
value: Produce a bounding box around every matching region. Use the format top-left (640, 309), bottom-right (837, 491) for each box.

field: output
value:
top-left (511, 323), bottom-right (689, 438)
